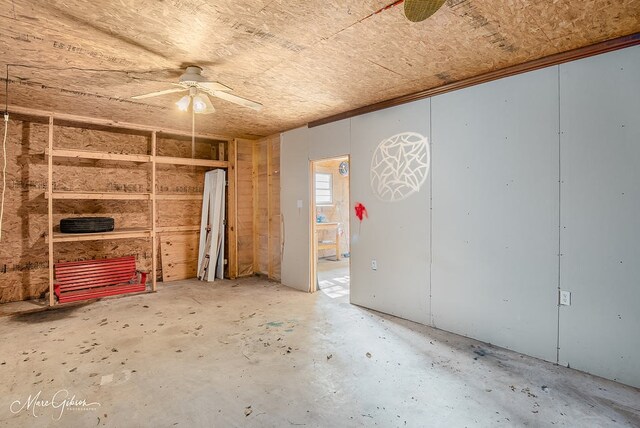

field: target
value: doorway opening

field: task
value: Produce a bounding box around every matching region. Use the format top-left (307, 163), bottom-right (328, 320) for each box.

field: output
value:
top-left (310, 156), bottom-right (350, 298)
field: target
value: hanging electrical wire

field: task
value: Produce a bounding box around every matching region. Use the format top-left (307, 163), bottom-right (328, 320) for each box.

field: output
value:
top-left (0, 111), bottom-right (7, 242)
top-left (0, 66), bottom-right (8, 241)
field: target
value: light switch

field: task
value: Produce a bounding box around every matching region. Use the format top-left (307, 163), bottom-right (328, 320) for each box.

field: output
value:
top-left (296, 200), bottom-right (303, 208)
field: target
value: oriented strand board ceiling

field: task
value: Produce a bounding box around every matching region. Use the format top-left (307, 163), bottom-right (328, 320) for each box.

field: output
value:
top-left (1, 0), bottom-right (639, 138)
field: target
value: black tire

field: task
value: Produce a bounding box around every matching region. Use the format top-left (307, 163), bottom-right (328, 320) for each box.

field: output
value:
top-left (60, 217), bottom-right (115, 233)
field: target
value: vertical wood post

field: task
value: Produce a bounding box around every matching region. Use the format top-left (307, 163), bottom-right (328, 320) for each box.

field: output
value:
top-left (267, 139), bottom-right (273, 279)
top-left (151, 131), bottom-right (157, 291)
top-left (252, 141), bottom-right (259, 274)
top-left (227, 139), bottom-right (238, 279)
top-left (47, 116), bottom-right (54, 306)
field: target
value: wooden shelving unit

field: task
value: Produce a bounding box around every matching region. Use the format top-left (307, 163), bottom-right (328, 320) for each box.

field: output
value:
top-left (155, 156), bottom-right (228, 168)
top-left (45, 148), bottom-right (152, 163)
top-left (46, 191), bottom-right (153, 200)
top-left (51, 228), bottom-right (153, 243)
top-left (39, 111), bottom-right (232, 306)
top-left (155, 225), bottom-right (200, 233)
top-left (155, 194), bottom-right (203, 201)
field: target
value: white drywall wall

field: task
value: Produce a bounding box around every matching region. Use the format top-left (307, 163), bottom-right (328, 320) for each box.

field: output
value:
top-left (558, 46), bottom-right (640, 386)
top-left (431, 67), bottom-right (560, 362)
top-left (280, 127), bottom-right (311, 291)
top-left (279, 45), bottom-right (640, 387)
top-left (308, 118), bottom-right (351, 161)
top-left (349, 100), bottom-right (431, 325)
top-left (280, 120), bottom-right (351, 291)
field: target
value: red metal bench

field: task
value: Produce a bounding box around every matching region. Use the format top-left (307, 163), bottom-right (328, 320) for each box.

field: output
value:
top-left (54, 256), bottom-right (148, 304)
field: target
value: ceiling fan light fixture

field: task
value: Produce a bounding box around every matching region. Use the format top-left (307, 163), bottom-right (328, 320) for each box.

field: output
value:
top-left (176, 95), bottom-right (191, 111)
top-left (193, 93), bottom-right (215, 114)
top-left (132, 65), bottom-right (257, 113)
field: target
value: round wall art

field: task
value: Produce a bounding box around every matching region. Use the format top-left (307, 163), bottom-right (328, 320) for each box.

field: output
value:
top-left (370, 131), bottom-right (431, 202)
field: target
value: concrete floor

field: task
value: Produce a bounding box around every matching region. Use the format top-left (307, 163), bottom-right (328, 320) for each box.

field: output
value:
top-left (317, 259), bottom-right (350, 298)
top-left (1, 278), bottom-right (639, 427)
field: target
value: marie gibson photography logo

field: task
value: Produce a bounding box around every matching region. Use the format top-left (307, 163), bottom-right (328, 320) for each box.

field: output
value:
top-left (10, 389), bottom-right (100, 420)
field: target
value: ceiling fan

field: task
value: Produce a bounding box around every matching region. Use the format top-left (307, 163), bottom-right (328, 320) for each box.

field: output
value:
top-left (371, 0), bottom-right (446, 22)
top-left (131, 66), bottom-right (263, 113)
top-left (403, 0), bottom-right (446, 22)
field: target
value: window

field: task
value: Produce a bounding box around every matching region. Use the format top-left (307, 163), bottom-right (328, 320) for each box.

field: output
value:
top-left (315, 173), bottom-right (333, 205)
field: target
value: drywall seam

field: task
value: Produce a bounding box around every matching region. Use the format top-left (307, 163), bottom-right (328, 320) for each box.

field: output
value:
top-left (429, 97), bottom-right (434, 326)
top-left (556, 65), bottom-right (562, 364)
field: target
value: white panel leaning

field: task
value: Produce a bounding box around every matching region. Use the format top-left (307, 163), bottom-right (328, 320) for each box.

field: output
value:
top-left (198, 169), bottom-right (226, 282)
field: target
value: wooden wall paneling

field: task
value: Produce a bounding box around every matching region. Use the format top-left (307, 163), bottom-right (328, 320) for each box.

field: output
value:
top-left (0, 119), bottom-right (65, 303)
top-left (218, 142), bottom-right (226, 161)
top-left (160, 232), bottom-right (199, 282)
top-left (235, 139), bottom-right (255, 277)
top-left (252, 141), bottom-right (260, 274)
top-left (267, 135), bottom-right (282, 280)
top-left (257, 141), bottom-right (269, 275)
top-left (267, 138), bottom-right (273, 278)
top-left (227, 139), bottom-right (238, 279)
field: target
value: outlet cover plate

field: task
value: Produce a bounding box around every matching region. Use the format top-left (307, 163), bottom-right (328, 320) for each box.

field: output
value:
top-left (560, 290), bottom-right (571, 306)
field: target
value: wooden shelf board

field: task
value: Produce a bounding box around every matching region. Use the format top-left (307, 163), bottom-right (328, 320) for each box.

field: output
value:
top-left (155, 194), bottom-right (203, 201)
top-left (46, 148), bottom-right (151, 163)
top-left (47, 191), bottom-right (152, 200)
top-left (156, 226), bottom-right (200, 233)
top-left (10, 105), bottom-right (232, 142)
top-left (51, 228), bottom-right (152, 243)
top-left (155, 156), bottom-right (228, 168)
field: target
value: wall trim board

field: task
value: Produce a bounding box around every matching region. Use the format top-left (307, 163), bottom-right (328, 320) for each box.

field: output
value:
top-left (308, 33), bottom-right (640, 129)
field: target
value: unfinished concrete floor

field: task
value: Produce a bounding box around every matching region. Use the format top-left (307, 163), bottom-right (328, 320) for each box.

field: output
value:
top-left (317, 258), bottom-right (350, 298)
top-left (1, 277), bottom-right (639, 427)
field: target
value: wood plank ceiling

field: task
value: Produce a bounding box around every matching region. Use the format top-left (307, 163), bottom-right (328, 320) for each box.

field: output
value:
top-left (1, 0), bottom-right (639, 138)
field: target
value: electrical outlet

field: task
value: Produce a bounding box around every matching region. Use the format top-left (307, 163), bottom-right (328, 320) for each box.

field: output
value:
top-left (296, 200), bottom-right (303, 208)
top-left (371, 259), bottom-right (377, 271)
top-left (559, 290), bottom-right (571, 306)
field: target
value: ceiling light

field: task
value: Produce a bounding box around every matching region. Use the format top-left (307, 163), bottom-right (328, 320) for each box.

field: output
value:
top-left (176, 95), bottom-right (190, 111)
top-left (193, 93), bottom-right (215, 114)
top-left (192, 95), bottom-right (207, 113)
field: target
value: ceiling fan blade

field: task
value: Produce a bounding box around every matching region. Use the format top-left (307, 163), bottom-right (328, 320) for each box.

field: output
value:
top-left (198, 81), bottom-right (233, 92)
top-left (404, 0), bottom-right (446, 22)
top-left (131, 87), bottom-right (187, 100)
top-left (211, 90), bottom-right (263, 111)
